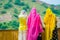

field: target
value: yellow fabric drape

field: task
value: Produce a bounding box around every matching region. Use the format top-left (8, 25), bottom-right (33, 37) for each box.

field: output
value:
top-left (19, 17), bottom-right (27, 31)
top-left (44, 8), bottom-right (57, 40)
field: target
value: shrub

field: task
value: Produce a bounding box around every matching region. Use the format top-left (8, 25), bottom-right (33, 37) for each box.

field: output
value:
top-left (23, 7), bottom-right (27, 11)
top-left (9, 20), bottom-right (19, 29)
top-left (0, 22), bottom-right (8, 30)
top-left (43, 11), bottom-right (46, 14)
top-left (42, 3), bottom-right (48, 8)
top-left (14, 0), bottom-right (25, 6)
top-left (8, 0), bottom-right (12, 3)
top-left (14, 8), bottom-right (19, 14)
top-left (0, 3), bottom-right (2, 7)
top-left (1, 10), bottom-right (6, 14)
top-left (14, 0), bottom-right (21, 6)
top-left (0, 21), bottom-right (19, 30)
top-left (32, 0), bottom-right (36, 2)
top-left (13, 14), bottom-right (18, 18)
top-left (25, 4), bottom-right (30, 9)
top-left (20, 2), bottom-right (25, 6)
top-left (4, 3), bottom-right (13, 9)
top-left (23, 4), bottom-right (30, 11)
top-left (50, 7), bottom-right (60, 16)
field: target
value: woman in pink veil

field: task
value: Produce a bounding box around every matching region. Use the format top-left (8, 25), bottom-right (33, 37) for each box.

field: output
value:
top-left (27, 7), bottom-right (44, 40)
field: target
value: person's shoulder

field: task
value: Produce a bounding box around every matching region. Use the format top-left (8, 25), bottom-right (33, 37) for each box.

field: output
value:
top-left (18, 15), bottom-right (24, 17)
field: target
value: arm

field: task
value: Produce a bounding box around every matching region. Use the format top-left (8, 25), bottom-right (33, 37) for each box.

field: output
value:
top-left (39, 15), bottom-right (44, 33)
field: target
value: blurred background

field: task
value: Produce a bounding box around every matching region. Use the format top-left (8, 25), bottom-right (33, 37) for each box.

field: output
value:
top-left (0, 0), bottom-right (60, 30)
top-left (0, 0), bottom-right (60, 40)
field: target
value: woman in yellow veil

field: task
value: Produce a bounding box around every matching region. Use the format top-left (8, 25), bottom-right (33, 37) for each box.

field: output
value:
top-left (44, 8), bottom-right (58, 40)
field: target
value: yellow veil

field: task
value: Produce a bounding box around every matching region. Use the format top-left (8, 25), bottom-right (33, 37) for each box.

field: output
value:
top-left (44, 8), bottom-right (57, 40)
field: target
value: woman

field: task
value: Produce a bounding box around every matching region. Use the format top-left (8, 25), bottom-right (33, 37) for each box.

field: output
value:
top-left (27, 7), bottom-right (44, 40)
top-left (18, 10), bottom-right (27, 40)
top-left (44, 8), bottom-right (58, 40)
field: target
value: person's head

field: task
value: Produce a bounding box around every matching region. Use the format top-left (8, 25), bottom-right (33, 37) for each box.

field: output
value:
top-left (19, 10), bottom-right (27, 17)
top-left (30, 7), bottom-right (37, 14)
top-left (20, 10), bottom-right (26, 15)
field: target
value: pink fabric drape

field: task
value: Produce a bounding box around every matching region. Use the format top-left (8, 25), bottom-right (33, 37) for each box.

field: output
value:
top-left (27, 8), bottom-right (44, 40)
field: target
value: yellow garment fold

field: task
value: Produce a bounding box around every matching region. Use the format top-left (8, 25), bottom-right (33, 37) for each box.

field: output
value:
top-left (44, 8), bottom-right (57, 40)
top-left (19, 17), bottom-right (27, 31)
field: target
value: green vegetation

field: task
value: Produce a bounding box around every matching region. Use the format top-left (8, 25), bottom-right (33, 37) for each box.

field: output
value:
top-left (23, 4), bottom-right (30, 11)
top-left (1, 10), bottom-right (6, 14)
top-left (8, 20), bottom-right (19, 30)
top-left (0, 22), bottom-right (8, 30)
top-left (8, 0), bottom-right (12, 3)
top-left (14, 8), bottom-right (19, 14)
top-left (32, 0), bottom-right (36, 2)
top-left (0, 20), bottom-right (19, 30)
top-left (14, 0), bottom-right (25, 6)
top-left (4, 3), bottom-right (13, 9)
top-left (50, 5), bottom-right (60, 16)
top-left (0, 0), bottom-right (60, 30)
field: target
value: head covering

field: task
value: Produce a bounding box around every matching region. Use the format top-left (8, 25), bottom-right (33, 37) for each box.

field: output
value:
top-left (29, 8), bottom-right (36, 16)
top-left (19, 10), bottom-right (27, 17)
top-left (27, 7), bottom-right (44, 40)
top-left (44, 8), bottom-right (57, 40)
top-left (20, 10), bottom-right (26, 14)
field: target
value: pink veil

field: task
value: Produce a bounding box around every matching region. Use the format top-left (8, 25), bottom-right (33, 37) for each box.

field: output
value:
top-left (27, 7), bottom-right (44, 40)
